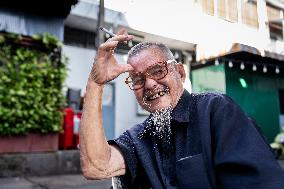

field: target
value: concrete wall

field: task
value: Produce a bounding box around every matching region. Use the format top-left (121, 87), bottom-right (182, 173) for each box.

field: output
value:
top-left (0, 150), bottom-right (80, 177)
top-left (0, 149), bottom-right (283, 177)
top-left (63, 45), bottom-right (94, 95)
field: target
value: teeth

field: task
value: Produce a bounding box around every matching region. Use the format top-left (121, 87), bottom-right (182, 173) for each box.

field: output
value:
top-left (148, 91), bottom-right (166, 100)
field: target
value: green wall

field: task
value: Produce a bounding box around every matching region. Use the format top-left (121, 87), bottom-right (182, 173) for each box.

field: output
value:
top-left (225, 66), bottom-right (284, 142)
top-left (191, 64), bottom-right (226, 93)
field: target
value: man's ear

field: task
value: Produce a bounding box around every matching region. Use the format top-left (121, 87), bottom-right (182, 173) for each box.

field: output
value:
top-left (177, 63), bottom-right (186, 82)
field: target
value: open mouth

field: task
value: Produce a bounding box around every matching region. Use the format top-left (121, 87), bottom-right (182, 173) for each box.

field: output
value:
top-left (145, 88), bottom-right (170, 101)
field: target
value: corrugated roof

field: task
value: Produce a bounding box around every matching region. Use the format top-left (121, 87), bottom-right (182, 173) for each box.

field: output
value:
top-left (0, 0), bottom-right (78, 17)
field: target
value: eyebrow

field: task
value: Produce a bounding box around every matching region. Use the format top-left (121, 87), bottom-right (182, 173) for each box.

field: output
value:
top-left (130, 60), bottom-right (167, 75)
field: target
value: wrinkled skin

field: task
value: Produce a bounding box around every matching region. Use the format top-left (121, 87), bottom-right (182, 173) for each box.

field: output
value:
top-left (90, 28), bottom-right (134, 85)
top-left (128, 48), bottom-right (186, 113)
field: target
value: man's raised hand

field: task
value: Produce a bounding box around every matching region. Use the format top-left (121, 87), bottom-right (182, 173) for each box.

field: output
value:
top-left (90, 28), bottom-right (134, 85)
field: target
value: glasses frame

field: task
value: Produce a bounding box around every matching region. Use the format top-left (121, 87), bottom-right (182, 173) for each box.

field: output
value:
top-left (125, 59), bottom-right (176, 90)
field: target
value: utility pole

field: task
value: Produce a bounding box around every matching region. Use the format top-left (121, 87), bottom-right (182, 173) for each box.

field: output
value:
top-left (96, 0), bottom-right (105, 48)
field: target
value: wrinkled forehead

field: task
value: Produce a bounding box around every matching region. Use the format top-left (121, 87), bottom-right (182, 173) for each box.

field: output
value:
top-left (128, 48), bottom-right (167, 73)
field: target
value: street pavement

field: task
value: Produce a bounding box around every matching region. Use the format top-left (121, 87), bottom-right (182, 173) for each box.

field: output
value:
top-left (0, 174), bottom-right (112, 189)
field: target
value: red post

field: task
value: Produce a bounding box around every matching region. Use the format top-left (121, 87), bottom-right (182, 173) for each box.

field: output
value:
top-left (59, 108), bottom-right (74, 149)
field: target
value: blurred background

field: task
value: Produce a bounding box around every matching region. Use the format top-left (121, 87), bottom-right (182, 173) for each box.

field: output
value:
top-left (0, 0), bottom-right (284, 188)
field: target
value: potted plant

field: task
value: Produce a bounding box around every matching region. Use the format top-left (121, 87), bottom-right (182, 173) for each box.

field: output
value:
top-left (0, 32), bottom-right (68, 153)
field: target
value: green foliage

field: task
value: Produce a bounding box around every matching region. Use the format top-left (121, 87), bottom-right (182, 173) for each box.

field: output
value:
top-left (0, 33), bottom-right (68, 136)
top-left (32, 32), bottom-right (63, 48)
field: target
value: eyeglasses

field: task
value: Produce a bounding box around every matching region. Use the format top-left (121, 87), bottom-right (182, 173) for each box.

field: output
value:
top-left (125, 59), bottom-right (176, 90)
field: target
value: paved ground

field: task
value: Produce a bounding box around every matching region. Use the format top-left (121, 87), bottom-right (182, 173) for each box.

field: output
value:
top-left (0, 174), bottom-right (112, 189)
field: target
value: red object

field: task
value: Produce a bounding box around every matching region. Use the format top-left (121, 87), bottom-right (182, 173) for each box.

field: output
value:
top-left (59, 108), bottom-right (75, 149)
top-left (77, 112), bottom-right (82, 119)
top-left (0, 133), bottom-right (58, 153)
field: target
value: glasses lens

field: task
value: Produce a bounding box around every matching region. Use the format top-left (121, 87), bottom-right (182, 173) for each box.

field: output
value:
top-left (147, 62), bottom-right (167, 80)
top-left (128, 74), bottom-right (145, 90)
top-left (125, 62), bottom-right (168, 90)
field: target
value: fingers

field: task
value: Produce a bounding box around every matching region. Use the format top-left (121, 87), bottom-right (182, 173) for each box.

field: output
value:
top-left (97, 40), bottom-right (118, 57)
top-left (106, 27), bottom-right (133, 45)
top-left (99, 40), bottom-right (118, 51)
top-left (94, 28), bottom-right (134, 66)
top-left (116, 28), bottom-right (129, 44)
top-left (107, 34), bottom-right (133, 44)
top-left (116, 28), bottom-right (126, 35)
top-left (116, 64), bottom-right (134, 74)
top-left (98, 33), bottom-right (133, 56)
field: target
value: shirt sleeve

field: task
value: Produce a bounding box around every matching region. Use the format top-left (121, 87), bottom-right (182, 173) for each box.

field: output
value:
top-left (108, 131), bottom-right (138, 186)
top-left (211, 94), bottom-right (284, 189)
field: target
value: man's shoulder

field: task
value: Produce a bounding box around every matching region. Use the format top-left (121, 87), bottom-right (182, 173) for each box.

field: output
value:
top-left (120, 121), bottom-right (148, 141)
top-left (127, 122), bottom-right (146, 135)
top-left (191, 92), bottom-right (227, 104)
top-left (111, 123), bottom-right (146, 149)
top-left (190, 92), bottom-right (237, 111)
top-left (192, 91), bottom-right (224, 99)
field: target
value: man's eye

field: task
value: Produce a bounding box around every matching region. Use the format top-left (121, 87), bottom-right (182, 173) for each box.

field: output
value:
top-left (149, 67), bottom-right (164, 76)
top-left (132, 77), bottom-right (144, 85)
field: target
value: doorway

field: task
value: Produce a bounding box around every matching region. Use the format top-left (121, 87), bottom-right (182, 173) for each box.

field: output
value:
top-left (102, 83), bottom-right (115, 139)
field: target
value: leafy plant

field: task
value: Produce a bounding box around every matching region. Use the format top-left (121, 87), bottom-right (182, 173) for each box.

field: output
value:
top-left (32, 32), bottom-right (63, 48)
top-left (0, 32), bottom-right (68, 136)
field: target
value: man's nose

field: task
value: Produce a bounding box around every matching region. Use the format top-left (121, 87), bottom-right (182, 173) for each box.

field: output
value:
top-left (144, 77), bottom-right (158, 90)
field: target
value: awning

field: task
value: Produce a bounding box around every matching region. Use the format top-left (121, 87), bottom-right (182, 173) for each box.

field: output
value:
top-left (0, 0), bottom-right (78, 17)
top-left (229, 43), bottom-right (261, 55)
top-left (192, 43), bottom-right (284, 70)
top-left (264, 50), bottom-right (284, 61)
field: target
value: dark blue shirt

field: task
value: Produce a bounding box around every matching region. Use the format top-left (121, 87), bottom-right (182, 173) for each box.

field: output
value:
top-left (109, 90), bottom-right (284, 189)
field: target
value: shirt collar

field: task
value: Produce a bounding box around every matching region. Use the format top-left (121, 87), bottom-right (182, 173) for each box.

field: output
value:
top-left (171, 89), bottom-right (191, 123)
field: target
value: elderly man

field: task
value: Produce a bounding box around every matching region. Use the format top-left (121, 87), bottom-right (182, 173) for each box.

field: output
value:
top-left (79, 29), bottom-right (284, 189)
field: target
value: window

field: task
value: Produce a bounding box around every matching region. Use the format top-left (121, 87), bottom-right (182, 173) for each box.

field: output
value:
top-left (197, 0), bottom-right (214, 15)
top-left (196, 0), bottom-right (237, 22)
top-left (218, 0), bottom-right (226, 18)
top-left (64, 26), bottom-right (96, 49)
top-left (241, 1), bottom-right (259, 28)
top-left (267, 5), bottom-right (283, 40)
top-left (267, 5), bottom-right (281, 20)
top-left (217, 0), bottom-right (238, 22)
